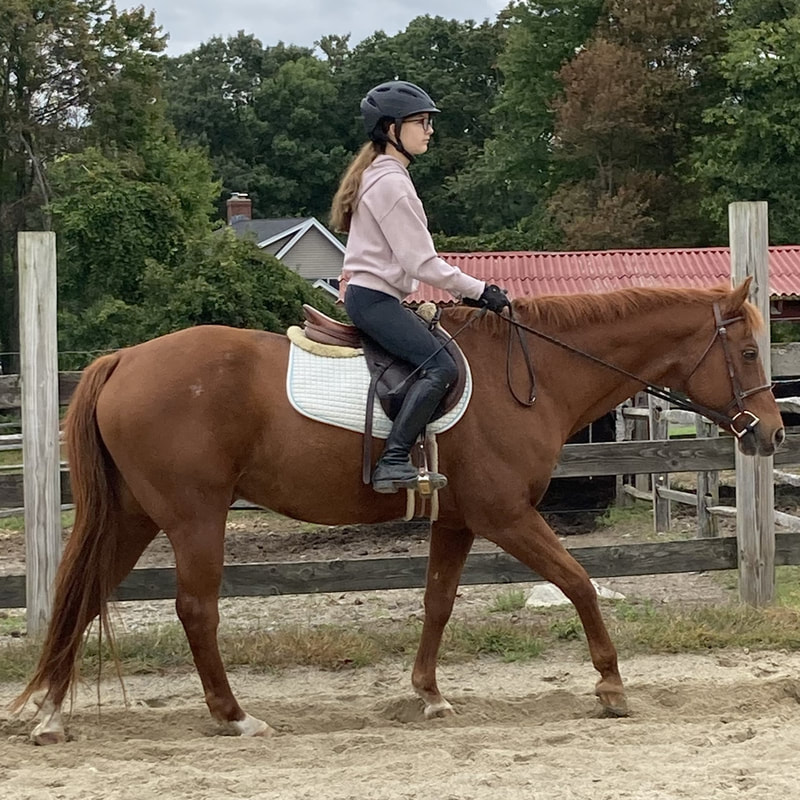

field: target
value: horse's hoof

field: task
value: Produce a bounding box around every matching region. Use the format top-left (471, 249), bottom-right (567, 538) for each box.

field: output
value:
top-left (32, 728), bottom-right (65, 746)
top-left (424, 700), bottom-right (455, 720)
top-left (230, 713), bottom-right (276, 737)
top-left (595, 682), bottom-right (629, 717)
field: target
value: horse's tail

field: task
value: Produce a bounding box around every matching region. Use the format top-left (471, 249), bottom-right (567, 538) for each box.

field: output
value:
top-left (11, 351), bottom-right (123, 712)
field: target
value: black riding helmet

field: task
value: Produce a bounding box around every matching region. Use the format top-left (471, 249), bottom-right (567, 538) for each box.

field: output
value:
top-left (360, 80), bottom-right (440, 162)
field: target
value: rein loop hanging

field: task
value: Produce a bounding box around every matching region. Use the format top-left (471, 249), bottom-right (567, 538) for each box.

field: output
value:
top-left (496, 302), bottom-right (772, 437)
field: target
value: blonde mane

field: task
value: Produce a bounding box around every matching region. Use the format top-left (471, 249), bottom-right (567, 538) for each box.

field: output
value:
top-left (445, 285), bottom-right (763, 334)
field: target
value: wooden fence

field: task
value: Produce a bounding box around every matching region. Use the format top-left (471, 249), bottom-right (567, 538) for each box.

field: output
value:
top-left (2, 420), bottom-right (800, 609)
top-left (4, 204), bottom-right (800, 618)
top-left (617, 396), bottom-right (800, 536)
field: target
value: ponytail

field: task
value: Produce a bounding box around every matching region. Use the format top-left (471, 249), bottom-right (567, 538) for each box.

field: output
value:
top-left (330, 142), bottom-right (382, 232)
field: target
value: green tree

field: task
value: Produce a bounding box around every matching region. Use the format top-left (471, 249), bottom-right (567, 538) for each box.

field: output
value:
top-left (50, 140), bottom-right (219, 308)
top-left (0, 0), bottom-right (165, 372)
top-left (164, 33), bottom-right (350, 219)
top-left (137, 229), bottom-right (342, 337)
top-left (440, 0), bottom-right (603, 244)
top-left (51, 143), bottom-right (343, 367)
top-left (549, 0), bottom-right (725, 248)
top-left (691, 4), bottom-right (800, 243)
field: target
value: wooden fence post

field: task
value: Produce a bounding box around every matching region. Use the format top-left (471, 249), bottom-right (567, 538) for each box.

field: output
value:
top-left (649, 394), bottom-right (671, 533)
top-left (696, 418), bottom-right (719, 538)
top-left (18, 232), bottom-right (62, 635)
top-left (729, 201), bottom-right (774, 606)
top-left (615, 401), bottom-right (634, 508)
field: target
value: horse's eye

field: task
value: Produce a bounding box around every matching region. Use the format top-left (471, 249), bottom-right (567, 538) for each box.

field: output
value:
top-left (743, 348), bottom-right (758, 361)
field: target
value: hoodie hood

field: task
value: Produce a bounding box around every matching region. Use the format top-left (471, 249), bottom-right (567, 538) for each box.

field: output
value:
top-left (359, 155), bottom-right (410, 199)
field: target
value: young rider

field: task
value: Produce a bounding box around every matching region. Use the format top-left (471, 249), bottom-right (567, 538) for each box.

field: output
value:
top-left (330, 80), bottom-right (510, 494)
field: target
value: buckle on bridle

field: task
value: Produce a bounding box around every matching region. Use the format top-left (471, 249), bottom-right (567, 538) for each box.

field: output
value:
top-left (730, 410), bottom-right (760, 439)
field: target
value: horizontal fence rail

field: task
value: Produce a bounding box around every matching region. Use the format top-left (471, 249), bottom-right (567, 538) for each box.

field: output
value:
top-left (3, 433), bottom-right (800, 508)
top-left (5, 533), bottom-right (800, 609)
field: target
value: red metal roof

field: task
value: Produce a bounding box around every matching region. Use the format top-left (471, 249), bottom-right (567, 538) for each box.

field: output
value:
top-left (408, 246), bottom-right (800, 304)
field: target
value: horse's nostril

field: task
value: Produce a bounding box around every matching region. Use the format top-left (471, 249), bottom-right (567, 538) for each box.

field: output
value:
top-left (775, 427), bottom-right (786, 448)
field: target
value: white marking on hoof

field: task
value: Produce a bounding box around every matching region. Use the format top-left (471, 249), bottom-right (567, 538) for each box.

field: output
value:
top-left (230, 713), bottom-right (275, 737)
top-left (424, 699), bottom-right (455, 720)
top-left (31, 700), bottom-right (65, 746)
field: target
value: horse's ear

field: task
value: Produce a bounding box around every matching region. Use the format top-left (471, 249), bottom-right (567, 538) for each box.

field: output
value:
top-left (726, 276), bottom-right (753, 312)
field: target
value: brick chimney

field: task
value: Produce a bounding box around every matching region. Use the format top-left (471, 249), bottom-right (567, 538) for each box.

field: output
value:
top-left (226, 192), bottom-right (252, 224)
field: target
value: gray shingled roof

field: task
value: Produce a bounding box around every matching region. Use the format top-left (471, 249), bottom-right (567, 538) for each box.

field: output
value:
top-left (229, 217), bottom-right (311, 244)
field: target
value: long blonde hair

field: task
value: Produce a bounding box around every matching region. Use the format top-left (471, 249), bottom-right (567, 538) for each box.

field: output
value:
top-left (330, 142), bottom-right (382, 232)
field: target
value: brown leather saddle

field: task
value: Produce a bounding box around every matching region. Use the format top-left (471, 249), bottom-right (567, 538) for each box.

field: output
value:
top-left (302, 304), bottom-right (469, 485)
top-left (302, 304), bottom-right (467, 422)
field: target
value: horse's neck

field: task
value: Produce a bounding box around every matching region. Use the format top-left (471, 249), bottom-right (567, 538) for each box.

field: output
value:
top-left (583, 304), bottom-right (704, 379)
top-left (537, 303), bottom-right (708, 428)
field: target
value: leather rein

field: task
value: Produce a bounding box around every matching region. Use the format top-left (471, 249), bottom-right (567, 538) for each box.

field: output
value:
top-left (497, 302), bottom-right (773, 439)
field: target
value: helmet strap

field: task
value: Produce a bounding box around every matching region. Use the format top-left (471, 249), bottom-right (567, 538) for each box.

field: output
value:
top-left (387, 120), bottom-right (415, 165)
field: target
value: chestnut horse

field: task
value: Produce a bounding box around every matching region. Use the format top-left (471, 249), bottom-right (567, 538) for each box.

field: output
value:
top-left (14, 281), bottom-right (784, 744)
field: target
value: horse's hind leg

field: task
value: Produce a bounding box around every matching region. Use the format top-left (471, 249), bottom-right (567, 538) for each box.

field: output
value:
top-left (482, 508), bottom-right (627, 716)
top-left (31, 504), bottom-right (160, 744)
top-left (166, 510), bottom-right (273, 738)
top-left (412, 523), bottom-right (474, 718)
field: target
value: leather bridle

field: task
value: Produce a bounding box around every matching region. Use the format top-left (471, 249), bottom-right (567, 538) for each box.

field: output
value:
top-left (681, 303), bottom-right (773, 437)
top-left (498, 301), bottom-right (773, 439)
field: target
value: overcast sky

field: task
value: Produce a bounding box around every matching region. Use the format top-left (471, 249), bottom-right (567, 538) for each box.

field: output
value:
top-left (133, 1), bottom-right (510, 55)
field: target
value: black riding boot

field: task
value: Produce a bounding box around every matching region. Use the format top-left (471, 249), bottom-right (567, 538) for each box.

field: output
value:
top-left (372, 373), bottom-right (449, 494)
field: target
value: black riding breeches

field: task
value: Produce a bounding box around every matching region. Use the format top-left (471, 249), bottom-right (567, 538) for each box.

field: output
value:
top-left (344, 285), bottom-right (458, 389)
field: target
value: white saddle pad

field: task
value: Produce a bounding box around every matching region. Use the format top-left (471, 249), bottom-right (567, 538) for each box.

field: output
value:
top-left (286, 342), bottom-right (472, 439)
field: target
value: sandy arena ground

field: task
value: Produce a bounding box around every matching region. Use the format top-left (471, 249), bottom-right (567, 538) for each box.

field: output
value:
top-left (2, 502), bottom-right (799, 799)
top-left (2, 636), bottom-right (800, 799)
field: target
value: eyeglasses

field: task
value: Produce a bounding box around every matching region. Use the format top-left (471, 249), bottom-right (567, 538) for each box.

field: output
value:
top-left (405, 116), bottom-right (434, 132)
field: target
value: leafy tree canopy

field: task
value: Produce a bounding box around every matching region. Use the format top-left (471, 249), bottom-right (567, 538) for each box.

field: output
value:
top-left (691, 5), bottom-right (800, 243)
top-left (0, 0), bottom-right (166, 371)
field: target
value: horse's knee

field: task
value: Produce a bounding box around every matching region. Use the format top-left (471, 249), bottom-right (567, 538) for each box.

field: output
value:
top-left (560, 566), bottom-right (597, 606)
top-left (175, 592), bottom-right (219, 634)
top-left (423, 593), bottom-right (455, 627)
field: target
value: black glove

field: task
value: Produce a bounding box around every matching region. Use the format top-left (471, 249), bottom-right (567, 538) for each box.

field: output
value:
top-left (463, 284), bottom-right (511, 315)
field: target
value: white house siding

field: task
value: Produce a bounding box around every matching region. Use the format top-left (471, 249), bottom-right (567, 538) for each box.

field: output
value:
top-left (280, 227), bottom-right (343, 281)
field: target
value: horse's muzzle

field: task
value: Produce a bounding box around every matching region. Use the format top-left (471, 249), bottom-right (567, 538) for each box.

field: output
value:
top-left (737, 425), bottom-right (785, 457)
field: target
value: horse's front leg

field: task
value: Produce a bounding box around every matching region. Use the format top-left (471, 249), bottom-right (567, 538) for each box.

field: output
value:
top-left (412, 522), bottom-right (474, 718)
top-left (476, 506), bottom-right (628, 716)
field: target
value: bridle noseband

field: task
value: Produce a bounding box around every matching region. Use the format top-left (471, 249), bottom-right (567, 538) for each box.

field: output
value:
top-left (498, 301), bottom-right (773, 439)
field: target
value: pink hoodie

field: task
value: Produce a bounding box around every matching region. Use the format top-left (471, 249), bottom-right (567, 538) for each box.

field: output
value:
top-left (340, 155), bottom-right (485, 302)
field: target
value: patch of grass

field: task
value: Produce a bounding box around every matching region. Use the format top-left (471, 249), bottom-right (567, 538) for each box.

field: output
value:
top-left (445, 622), bottom-right (544, 662)
top-left (608, 603), bottom-right (800, 654)
top-left (0, 450), bottom-right (22, 468)
top-left (549, 616), bottom-right (582, 641)
top-left (669, 424), bottom-right (695, 438)
top-left (488, 588), bottom-right (527, 614)
top-left (6, 601), bottom-right (800, 684)
top-left (0, 511), bottom-right (74, 534)
top-left (612, 599), bottom-right (659, 622)
top-left (713, 569), bottom-right (739, 593)
top-left (0, 619), bottom-right (548, 681)
top-left (0, 612), bottom-right (26, 636)
top-left (775, 566), bottom-right (800, 608)
top-left (713, 566), bottom-right (800, 610)
top-left (596, 501), bottom-right (653, 529)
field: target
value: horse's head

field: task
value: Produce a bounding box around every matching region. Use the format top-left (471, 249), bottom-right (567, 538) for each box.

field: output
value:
top-left (683, 278), bottom-right (785, 456)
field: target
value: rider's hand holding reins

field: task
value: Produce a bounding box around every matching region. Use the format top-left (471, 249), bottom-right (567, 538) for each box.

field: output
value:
top-left (463, 283), bottom-right (511, 315)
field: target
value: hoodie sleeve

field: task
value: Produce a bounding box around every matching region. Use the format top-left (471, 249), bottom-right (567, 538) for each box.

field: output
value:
top-left (377, 193), bottom-right (485, 300)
